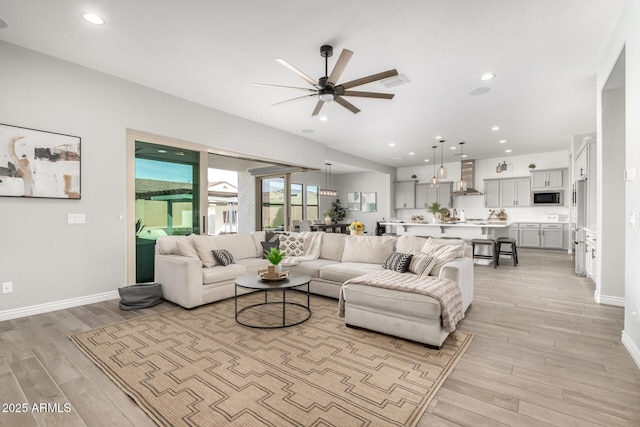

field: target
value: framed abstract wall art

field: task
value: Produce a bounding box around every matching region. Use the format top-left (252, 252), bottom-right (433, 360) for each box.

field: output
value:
top-left (0, 123), bottom-right (81, 199)
top-left (361, 192), bottom-right (377, 212)
top-left (347, 192), bottom-right (361, 211)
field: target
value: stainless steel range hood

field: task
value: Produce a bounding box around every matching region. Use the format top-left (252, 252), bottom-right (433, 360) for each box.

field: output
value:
top-left (452, 159), bottom-right (483, 195)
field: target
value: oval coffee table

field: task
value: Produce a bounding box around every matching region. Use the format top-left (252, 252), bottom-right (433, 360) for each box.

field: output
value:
top-left (234, 272), bottom-right (312, 328)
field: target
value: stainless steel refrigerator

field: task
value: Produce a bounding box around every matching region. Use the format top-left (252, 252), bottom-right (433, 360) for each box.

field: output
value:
top-left (572, 180), bottom-right (587, 276)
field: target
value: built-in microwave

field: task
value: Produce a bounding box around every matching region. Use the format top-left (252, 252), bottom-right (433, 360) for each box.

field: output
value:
top-left (532, 190), bottom-right (563, 205)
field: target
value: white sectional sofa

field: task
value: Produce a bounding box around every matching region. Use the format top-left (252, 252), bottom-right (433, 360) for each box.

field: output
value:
top-left (155, 231), bottom-right (474, 347)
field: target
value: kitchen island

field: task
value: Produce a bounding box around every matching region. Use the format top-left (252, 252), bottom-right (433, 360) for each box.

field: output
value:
top-left (380, 221), bottom-right (511, 241)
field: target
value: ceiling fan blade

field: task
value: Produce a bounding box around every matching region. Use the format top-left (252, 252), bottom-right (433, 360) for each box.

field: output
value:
top-left (327, 49), bottom-right (353, 85)
top-left (340, 69), bottom-right (399, 90)
top-left (334, 97), bottom-right (361, 114)
top-left (253, 83), bottom-right (317, 92)
top-left (342, 90), bottom-right (395, 99)
top-left (311, 100), bottom-right (324, 116)
top-left (275, 58), bottom-right (320, 88)
top-left (271, 94), bottom-right (317, 106)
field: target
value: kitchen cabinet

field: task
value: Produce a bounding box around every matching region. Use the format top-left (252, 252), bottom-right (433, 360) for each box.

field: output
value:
top-left (540, 223), bottom-right (564, 249)
top-left (415, 182), bottom-right (453, 209)
top-left (518, 223), bottom-right (541, 247)
top-left (484, 178), bottom-right (530, 207)
top-left (517, 222), bottom-right (567, 249)
top-left (395, 181), bottom-right (415, 209)
top-left (585, 229), bottom-right (597, 279)
top-left (531, 169), bottom-right (565, 189)
top-left (575, 144), bottom-right (589, 181)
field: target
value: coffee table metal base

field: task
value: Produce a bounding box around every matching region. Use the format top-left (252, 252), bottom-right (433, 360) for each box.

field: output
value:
top-left (234, 277), bottom-right (311, 329)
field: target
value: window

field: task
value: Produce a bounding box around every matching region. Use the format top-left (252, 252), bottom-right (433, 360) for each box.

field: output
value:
top-left (207, 168), bottom-right (238, 235)
top-left (260, 176), bottom-right (286, 230)
top-left (306, 185), bottom-right (319, 220)
top-left (291, 183), bottom-right (304, 222)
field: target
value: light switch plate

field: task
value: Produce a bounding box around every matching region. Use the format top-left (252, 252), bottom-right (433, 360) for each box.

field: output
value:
top-left (67, 213), bottom-right (86, 224)
top-left (624, 168), bottom-right (636, 181)
top-left (630, 211), bottom-right (636, 227)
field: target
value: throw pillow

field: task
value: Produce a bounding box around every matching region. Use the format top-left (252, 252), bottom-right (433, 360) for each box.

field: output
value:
top-left (265, 231), bottom-right (281, 243)
top-left (175, 238), bottom-right (202, 265)
top-left (191, 235), bottom-right (219, 268)
top-left (408, 252), bottom-right (437, 276)
top-left (212, 249), bottom-right (235, 266)
top-left (420, 242), bottom-right (460, 277)
top-left (382, 251), bottom-right (413, 273)
top-left (279, 235), bottom-right (304, 257)
top-left (260, 240), bottom-right (279, 258)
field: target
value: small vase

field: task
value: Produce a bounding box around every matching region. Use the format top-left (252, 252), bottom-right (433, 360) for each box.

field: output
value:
top-left (275, 264), bottom-right (282, 273)
top-left (351, 230), bottom-right (364, 236)
top-left (324, 215), bottom-right (332, 225)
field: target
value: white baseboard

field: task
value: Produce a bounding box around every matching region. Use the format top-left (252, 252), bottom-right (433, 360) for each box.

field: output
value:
top-left (622, 331), bottom-right (640, 370)
top-left (0, 291), bottom-right (119, 322)
top-left (594, 291), bottom-right (625, 307)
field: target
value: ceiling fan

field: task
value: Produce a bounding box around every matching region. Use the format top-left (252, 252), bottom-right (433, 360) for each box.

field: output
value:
top-left (254, 45), bottom-right (398, 116)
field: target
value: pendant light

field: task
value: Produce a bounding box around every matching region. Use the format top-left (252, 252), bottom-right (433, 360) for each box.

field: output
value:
top-left (456, 142), bottom-right (468, 192)
top-left (320, 163), bottom-right (337, 197)
top-left (437, 139), bottom-right (447, 179)
top-left (430, 145), bottom-right (439, 188)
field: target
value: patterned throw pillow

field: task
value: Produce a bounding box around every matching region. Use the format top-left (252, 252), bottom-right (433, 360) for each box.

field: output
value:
top-left (408, 252), bottom-right (437, 276)
top-left (279, 235), bottom-right (304, 257)
top-left (212, 249), bottom-right (234, 266)
top-left (260, 240), bottom-right (279, 258)
top-left (382, 251), bottom-right (413, 273)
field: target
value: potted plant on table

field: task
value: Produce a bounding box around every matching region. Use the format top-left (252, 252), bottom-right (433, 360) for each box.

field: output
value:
top-left (348, 220), bottom-right (365, 236)
top-left (324, 198), bottom-right (347, 224)
top-left (265, 247), bottom-right (285, 275)
top-left (427, 202), bottom-right (442, 223)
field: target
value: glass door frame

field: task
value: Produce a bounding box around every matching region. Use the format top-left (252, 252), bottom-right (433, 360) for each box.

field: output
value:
top-left (126, 130), bottom-right (209, 284)
top-left (255, 173), bottom-right (291, 231)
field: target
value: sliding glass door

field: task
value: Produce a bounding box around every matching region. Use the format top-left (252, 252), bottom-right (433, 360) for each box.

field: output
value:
top-left (134, 141), bottom-right (200, 282)
top-left (260, 175), bottom-right (288, 231)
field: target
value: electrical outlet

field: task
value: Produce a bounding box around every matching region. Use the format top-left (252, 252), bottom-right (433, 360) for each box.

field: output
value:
top-left (2, 282), bottom-right (13, 294)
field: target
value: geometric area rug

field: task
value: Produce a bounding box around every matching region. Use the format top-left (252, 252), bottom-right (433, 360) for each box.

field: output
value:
top-left (70, 293), bottom-right (472, 427)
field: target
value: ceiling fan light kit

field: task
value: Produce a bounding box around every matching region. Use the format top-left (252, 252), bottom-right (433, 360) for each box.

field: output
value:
top-left (255, 44), bottom-right (398, 116)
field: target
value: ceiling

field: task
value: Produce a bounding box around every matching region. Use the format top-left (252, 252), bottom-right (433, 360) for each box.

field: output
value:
top-left (0, 0), bottom-right (623, 171)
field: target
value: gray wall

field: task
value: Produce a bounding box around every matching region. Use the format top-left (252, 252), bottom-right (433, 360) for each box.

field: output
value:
top-left (0, 41), bottom-right (324, 313)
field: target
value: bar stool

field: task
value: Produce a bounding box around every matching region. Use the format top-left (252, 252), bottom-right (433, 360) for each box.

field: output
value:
top-left (496, 237), bottom-right (518, 266)
top-left (471, 238), bottom-right (497, 268)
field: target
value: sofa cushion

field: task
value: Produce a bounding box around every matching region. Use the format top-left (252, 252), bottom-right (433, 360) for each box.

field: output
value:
top-left (251, 231), bottom-right (267, 257)
top-left (287, 259), bottom-right (338, 278)
top-left (342, 284), bottom-right (441, 320)
top-left (155, 235), bottom-right (184, 255)
top-left (319, 262), bottom-right (383, 283)
top-left (202, 264), bottom-right (248, 285)
top-left (396, 235), bottom-right (429, 254)
top-left (319, 233), bottom-right (347, 261)
top-left (175, 237), bottom-right (202, 266)
top-left (408, 253), bottom-right (437, 276)
top-left (279, 235), bottom-right (304, 257)
top-left (235, 258), bottom-right (270, 274)
top-left (212, 233), bottom-right (258, 260)
top-left (213, 249), bottom-right (235, 266)
top-left (191, 235), bottom-right (219, 268)
top-left (341, 236), bottom-right (396, 264)
top-left (382, 252), bottom-right (413, 273)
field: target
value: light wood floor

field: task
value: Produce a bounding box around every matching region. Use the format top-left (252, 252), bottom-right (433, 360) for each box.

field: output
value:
top-left (1, 249), bottom-right (638, 426)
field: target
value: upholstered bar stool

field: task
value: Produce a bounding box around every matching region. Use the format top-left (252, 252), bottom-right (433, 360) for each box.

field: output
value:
top-left (495, 237), bottom-right (518, 266)
top-left (471, 238), bottom-right (497, 268)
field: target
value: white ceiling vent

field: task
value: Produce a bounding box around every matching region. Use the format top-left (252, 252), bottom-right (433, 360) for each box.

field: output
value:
top-left (381, 73), bottom-right (410, 88)
top-left (391, 156), bottom-right (404, 161)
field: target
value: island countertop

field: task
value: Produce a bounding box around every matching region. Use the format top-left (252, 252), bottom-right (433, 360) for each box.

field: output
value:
top-left (379, 221), bottom-right (512, 238)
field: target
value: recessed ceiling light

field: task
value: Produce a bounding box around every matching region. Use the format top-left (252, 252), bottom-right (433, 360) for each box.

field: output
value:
top-left (469, 87), bottom-right (490, 96)
top-left (408, 152), bottom-right (415, 156)
top-left (461, 154), bottom-right (468, 158)
top-left (492, 126), bottom-right (501, 131)
top-left (175, 152), bottom-right (185, 156)
top-left (388, 143), bottom-right (395, 147)
top-left (505, 149), bottom-right (512, 153)
top-left (424, 159), bottom-right (430, 162)
top-left (499, 140), bottom-right (507, 143)
top-left (82, 13), bottom-right (105, 25)
top-left (319, 116), bottom-right (327, 121)
top-left (450, 146), bottom-right (456, 150)
top-left (157, 149), bottom-right (167, 153)
top-left (0, 17), bottom-right (8, 29)
top-left (479, 73), bottom-right (495, 81)
top-left (435, 135), bottom-right (442, 140)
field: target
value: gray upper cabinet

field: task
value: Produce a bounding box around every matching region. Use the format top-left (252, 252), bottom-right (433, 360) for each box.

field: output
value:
top-left (484, 178), bottom-right (530, 207)
top-left (415, 182), bottom-right (452, 209)
top-left (531, 169), bottom-right (564, 189)
top-left (395, 181), bottom-right (416, 209)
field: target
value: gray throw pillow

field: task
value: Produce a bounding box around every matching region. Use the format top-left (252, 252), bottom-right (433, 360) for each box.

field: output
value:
top-left (382, 252), bottom-right (413, 273)
top-left (212, 249), bottom-right (234, 266)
